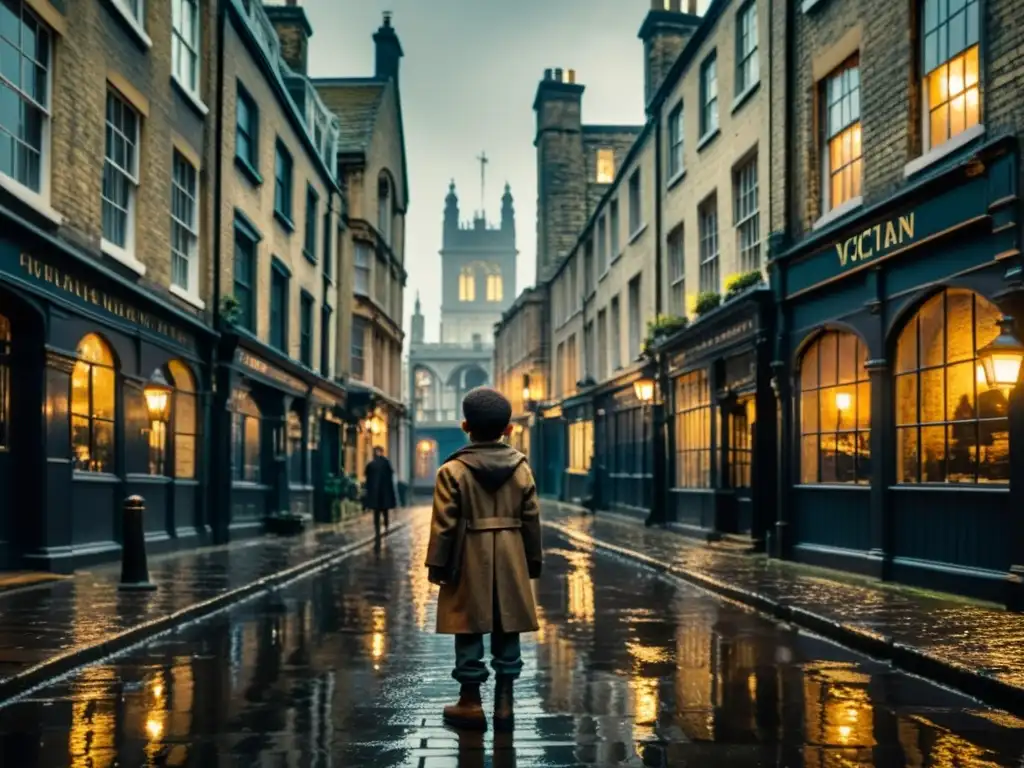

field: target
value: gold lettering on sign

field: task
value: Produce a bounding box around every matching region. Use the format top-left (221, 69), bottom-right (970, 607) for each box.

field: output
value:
top-left (238, 350), bottom-right (305, 392)
top-left (834, 213), bottom-right (916, 268)
top-left (18, 253), bottom-right (193, 347)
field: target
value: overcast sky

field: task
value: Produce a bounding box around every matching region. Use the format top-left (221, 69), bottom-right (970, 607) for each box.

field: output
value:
top-left (303, 0), bottom-right (652, 344)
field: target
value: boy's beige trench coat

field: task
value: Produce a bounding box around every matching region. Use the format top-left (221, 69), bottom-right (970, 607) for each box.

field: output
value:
top-left (425, 442), bottom-right (542, 635)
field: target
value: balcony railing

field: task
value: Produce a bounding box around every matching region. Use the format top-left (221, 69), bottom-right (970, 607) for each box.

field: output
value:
top-left (240, 0), bottom-right (341, 175)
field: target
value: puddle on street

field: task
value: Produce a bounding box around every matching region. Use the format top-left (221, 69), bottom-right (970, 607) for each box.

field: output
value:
top-left (0, 518), bottom-right (1021, 766)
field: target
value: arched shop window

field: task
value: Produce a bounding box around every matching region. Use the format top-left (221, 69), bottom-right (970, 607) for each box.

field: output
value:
top-left (71, 334), bottom-right (116, 473)
top-left (287, 405), bottom-right (305, 483)
top-left (799, 330), bottom-right (871, 484)
top-left (167, 360), bottom-right (197, 479)
top-left (231, 390), bottom-right (261, 483)
top-left (895, 288), bottom-right (1008, 484)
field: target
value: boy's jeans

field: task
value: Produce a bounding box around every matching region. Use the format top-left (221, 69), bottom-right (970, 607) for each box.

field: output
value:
top-left (453, 632), bottom-right (523, 684)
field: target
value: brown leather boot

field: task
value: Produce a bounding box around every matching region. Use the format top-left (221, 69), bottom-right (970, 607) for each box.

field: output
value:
top-left (494, 676), bottom-right (515, 731)
top-left (443, 683), bottom-right (487, 731)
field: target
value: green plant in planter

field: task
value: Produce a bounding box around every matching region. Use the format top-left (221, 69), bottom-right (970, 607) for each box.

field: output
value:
top-left (643, 314), bottom-right (688, 353)
top-left (694, 291), bottom-right (722, 316)
top-left (219, 295), bottom-right (242, 325)
top-left (724, 270), bottom-right (765, 299)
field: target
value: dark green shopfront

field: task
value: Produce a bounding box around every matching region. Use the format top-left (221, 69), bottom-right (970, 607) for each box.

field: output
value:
top-left (0, 204), bottom-right (347, 574)
top-left (537, 137), bottom-right (1024, 606)
top-left (771, 136), bottom-right (1024, 604)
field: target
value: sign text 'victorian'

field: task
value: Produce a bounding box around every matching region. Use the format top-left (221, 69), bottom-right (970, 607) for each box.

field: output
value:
top-left (834, 213), bottom-right (916, 269)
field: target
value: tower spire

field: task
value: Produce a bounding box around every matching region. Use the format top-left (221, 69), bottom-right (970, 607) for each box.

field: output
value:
top-left (476, 151), bottom-right (488, 219)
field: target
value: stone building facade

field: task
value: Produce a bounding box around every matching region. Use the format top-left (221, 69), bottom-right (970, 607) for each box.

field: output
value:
top-left (408, 179), bottom-right (518, 491)
top-left (315, 12), bottom-right (410, 485)
top-left (493, 286), bottom-right (548, 460)
top-left (533, 68), bottom-right (641, 286)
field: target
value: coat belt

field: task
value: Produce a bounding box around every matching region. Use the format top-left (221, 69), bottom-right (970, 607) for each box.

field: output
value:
top-left (469, 517), bottom-right (522, 532)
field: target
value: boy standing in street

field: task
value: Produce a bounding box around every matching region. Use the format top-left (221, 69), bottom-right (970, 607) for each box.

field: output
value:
top-left (425, 388), bottom-right (543, 732)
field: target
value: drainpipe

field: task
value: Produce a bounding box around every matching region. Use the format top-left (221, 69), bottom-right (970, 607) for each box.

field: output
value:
top-left (648, 109), bottom-right (668, 527)
top-left (208, 0), bottom-right (229, 544)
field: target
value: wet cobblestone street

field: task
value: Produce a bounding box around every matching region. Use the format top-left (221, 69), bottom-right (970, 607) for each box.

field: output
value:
top-left (2, 511), bottom-right (1024, 766)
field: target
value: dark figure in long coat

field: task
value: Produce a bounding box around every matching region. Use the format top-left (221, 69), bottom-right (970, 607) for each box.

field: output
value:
top-left (364, 447), bottom-right (398, 535)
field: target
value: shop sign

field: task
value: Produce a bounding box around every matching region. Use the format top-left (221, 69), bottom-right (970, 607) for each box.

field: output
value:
top-left (238, 349), bottom-right (305, 392)
top-left (833, 212), bottom-right (916, 269)
top-left (311, 386), bottom-right (343, 408)
top-left (14, 252), bottom-right (194, 348)
top-left (669, 318), bottom-right (755, 370)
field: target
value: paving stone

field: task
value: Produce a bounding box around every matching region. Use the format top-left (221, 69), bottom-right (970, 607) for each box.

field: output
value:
top-left (0, 516), bottom-right (1021, 765)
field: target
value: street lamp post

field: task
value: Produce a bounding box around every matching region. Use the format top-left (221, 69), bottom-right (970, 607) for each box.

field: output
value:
top-left (979, 315), bottom-right (1024, 609)
top-left (634, 372), bottom-right (666, 528)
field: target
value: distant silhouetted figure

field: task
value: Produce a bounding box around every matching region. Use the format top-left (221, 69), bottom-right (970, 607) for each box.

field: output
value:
top-left (364, 447), bottom-right (397, 537)
top-left (426, 387), bottom-right (542, 733)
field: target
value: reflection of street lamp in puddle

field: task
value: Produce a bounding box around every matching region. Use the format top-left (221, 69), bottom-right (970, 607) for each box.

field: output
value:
top-left (371, 606), bottom-right (387, 670)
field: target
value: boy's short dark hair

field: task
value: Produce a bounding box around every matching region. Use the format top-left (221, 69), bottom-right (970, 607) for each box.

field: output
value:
top-left (462, 387), bottom-right (512, 441)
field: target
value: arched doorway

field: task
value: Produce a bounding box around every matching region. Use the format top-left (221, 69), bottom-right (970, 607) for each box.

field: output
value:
top-left (446, 364), bottom-right (489, 413)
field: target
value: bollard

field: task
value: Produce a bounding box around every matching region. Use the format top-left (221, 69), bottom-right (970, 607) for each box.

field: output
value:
top-left (119, 495), bottom-right (157, 591)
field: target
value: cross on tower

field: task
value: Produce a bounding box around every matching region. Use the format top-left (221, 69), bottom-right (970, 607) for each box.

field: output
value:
top-left (476, 151), bottom-right (488, 217)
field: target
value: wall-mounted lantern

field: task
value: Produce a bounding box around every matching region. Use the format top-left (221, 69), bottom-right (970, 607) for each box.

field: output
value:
top-left (979, 316), bottom-right (1024, 389)
top-left (144, 370), bottom-right (173, 422)
top-left (633, 376), bottom-right (655, 404)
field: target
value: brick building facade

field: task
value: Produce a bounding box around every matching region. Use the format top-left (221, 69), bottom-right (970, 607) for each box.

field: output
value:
top-left (0, 0), bottom-right (407, 573)
top-left (767, 0), bottom-right (1024, 604)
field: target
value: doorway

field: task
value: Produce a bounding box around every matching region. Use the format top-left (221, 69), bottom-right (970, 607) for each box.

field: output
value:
top-left (728, 395), bottom-right (756, 534)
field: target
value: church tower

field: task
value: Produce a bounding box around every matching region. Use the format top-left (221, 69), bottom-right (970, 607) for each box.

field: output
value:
top-left (439, 160), bottom-right (518, 346)
top-left (411, 291), bottom-right (424, 344)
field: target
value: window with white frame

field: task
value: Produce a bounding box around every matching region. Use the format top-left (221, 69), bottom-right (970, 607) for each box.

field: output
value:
top-left (597, 214), bottom-right (607, 275)
top-left (124, 0), bottom-right (144, 21)
top-left (921, 0), bottom-right (980, 152)
top-left (172, 0), bottom-right (199, 95)
top-left (102, 90), bottom-right (140, 253)
top-left (610, 295), bottom-right (621, 371)
top-left (736, 1), bottom-right (759, 94)
top-left (354, 242), bottom-right (371, 295)
top-left (628, 169), bottom-right (642, 235)
top-left (170, 151), bottom-right (199, 294)
top-left (627, 275), bottom-right (642, 361)
top-left (667, 225), bottom-right (685, 316)
top-left (699, 195), bottom-right (719, 293)
top-left (0, 1), bottom-right (51, 197)
top-left (668, 101), bottom-right (684, 178)
top-left (734, 155), bottom-right (760, 272)
top-left (823, 58), bottom-right (862, 211)
top-left (700, 53), bottom-right (718, 138)
top-left (609, 199), bottom-right (620, 259)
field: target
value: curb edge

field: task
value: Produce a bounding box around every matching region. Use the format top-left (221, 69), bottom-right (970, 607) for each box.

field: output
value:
top-left (0, 520), bottom-right (410, 707)
top-left (545, 520), bottom-right (1024, 717)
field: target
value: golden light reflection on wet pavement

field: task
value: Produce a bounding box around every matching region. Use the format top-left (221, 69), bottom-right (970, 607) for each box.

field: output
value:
top-left (0, 512), bottom-right (1023, 766)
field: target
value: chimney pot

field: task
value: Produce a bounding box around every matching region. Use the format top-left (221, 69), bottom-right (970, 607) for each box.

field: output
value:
top-left (383, 10), bottom-right (392, 26)
top-left (554, 67), bottom-right (563, 82)
top-left (543, 67), bottom-right (552, 81)
top-left (286, 0), bottom-right (296, 5)
top-left (567, 68), bottom-right (576, 83)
